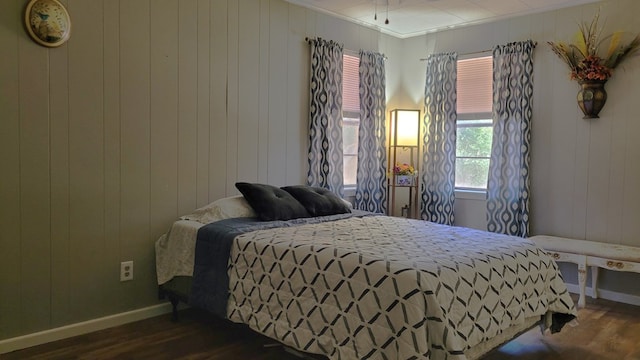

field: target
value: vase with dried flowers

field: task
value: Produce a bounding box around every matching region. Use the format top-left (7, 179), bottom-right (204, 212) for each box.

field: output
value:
top-left (548, 12), bottom-right (640, 118)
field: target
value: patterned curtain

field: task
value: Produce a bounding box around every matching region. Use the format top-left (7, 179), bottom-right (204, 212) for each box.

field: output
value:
top-left (307, 39), bottom-right (345, 197)
top-left (354, 51), bottom-right (387, 213)
top-left (420, 52), bottom-right (457, 225)
top-left (487, 40), bottom-right (535, 237)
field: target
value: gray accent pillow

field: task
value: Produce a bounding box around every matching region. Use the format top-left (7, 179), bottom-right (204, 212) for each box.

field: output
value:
top-left (235, 182), bottom-right (310, 221)
top-left (281, 185), bottom-right (351, 217)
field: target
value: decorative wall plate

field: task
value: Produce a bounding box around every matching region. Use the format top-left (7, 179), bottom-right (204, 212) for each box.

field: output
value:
top-left (25, 0), bottom-right (71, 47)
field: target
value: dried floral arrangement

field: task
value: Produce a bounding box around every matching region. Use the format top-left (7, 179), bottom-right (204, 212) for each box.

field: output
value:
top-left (548, 12), bottom-right (640, 82)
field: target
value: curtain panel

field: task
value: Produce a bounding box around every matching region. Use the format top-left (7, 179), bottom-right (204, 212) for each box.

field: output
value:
top-left (307, 39), bottom-right (345, 197)
top-left (420, 52), bottom-right (457, 225)
top-left (354, 50), bottom-right (388, 213)
top-left (487, 40), bottom-right (535, 237)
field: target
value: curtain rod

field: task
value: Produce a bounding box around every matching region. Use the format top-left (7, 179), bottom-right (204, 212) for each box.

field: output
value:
top-left (305, 36), bottom-right (388, 60)
top-left (419, 49), bottom-right (491, 61)
top-left (419, 41), bottom-right (537, 61)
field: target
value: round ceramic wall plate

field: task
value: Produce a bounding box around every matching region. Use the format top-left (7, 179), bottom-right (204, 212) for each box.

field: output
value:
top-left (25, 0), bottom-right (71, 48)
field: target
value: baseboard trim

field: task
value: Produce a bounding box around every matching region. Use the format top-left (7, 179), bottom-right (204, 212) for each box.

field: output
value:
top-left (0, 303), bottom-right (174, 354)
top-left (3, 285), bottom-right (638, 355)
top-left (565, 283), bottom-right (640, 306)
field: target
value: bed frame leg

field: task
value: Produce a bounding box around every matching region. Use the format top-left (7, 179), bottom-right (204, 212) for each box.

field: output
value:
top-left (170, 297), bottom-right (180, 322)
top-left (159, 286), bottom-right (181, 322)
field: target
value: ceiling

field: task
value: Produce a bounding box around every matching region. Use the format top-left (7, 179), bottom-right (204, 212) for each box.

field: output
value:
top-left (285, 0), bottom-right (601, 38)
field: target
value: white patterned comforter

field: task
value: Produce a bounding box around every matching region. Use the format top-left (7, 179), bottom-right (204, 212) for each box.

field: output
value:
top-left (226, 215), bottom-right (576, 360)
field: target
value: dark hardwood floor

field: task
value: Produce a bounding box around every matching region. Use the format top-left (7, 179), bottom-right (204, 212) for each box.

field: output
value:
top-left (4, 295), bottom-right (639, 360)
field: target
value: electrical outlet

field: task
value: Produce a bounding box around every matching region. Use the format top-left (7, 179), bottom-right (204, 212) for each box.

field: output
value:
top-left (120, 261), bottom-right (133, 281)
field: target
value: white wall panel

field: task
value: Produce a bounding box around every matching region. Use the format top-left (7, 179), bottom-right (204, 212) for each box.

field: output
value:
top-left (257, 0), bottom-right (271, 184)
top-left (237, 0), bottom-right (261, 183)
top-left (102, 0), bottom-right (122, 319)
top-left (225, 0), bottom-right (240, 191)
top-left (196, 0), bottom-right (211, 207)
top-left (49, 6), bottom-right (71, 328)
top-left (267, 0), bottom-right (289, 186)
top-left (18, 33), bottom-right (51, 335)
top-left (150, 0), bottom-right (179, 248)
top-left (119, 0), bottom-right (151, 308)
top-left (178, 0), bottom-right (199, 215)
top-left (0, 0), bottom-right (24, 339)
top-left (286, 5), bottom-right (307, 186)
top-left (67, 0), bottom-right (107, 322)
top-left (209, 0), bottom-right (229, 200)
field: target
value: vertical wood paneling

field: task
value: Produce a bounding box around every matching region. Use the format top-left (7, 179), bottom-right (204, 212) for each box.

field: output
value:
top-left (571, 114), bottom-right (590, 240)
top-left (226, 1), bottom-right (240, 189)
top-left (568, 6), bottom-right (594, 240)
top-left (119, 0), bottom-right (151, 307)
top-left (196, 0), bottom-right (211, 207)
top-left (148, 0), bottom-right (179, 306)
top-left (529, 12), bottom-right (555, 235)
top-left (585, 112), bottom-right (612, 242)
top-left (103, 0), bottom-right (122, 312)
top-left (150, 0), bottom-right (179, 242)
top-left (67, 0), bottom-right (107, 321)
top-left (237, 0), bottom-right (260, 183)
top-left (605, 93), bottom-right (627, 244)
top-left (609, 0), bottom-right (636, 246)
top-left (49, 2), bottom-right (70, 327)
top-left (620, 65), bottom-right (640, 246)
top-left (286, 4), bottom-right (307, 185)
top-left (547, 9), bottom-right (580, 238)
top-left (18, 37), bottom-right (51, 334)
top-left (209, 0), bottom-right (228, 200)
top-left (267, 0), bottom-right (288, 186)
top-left (0, 0), bottom-right (23, 339)
top-left (178, 0), bottom-right (199, 215)
top-left (257, 0), bottom-right (271, 184)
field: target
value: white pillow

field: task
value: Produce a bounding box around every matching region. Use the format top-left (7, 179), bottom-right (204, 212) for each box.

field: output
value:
top-left (180, 195), bottom-right (256, 224)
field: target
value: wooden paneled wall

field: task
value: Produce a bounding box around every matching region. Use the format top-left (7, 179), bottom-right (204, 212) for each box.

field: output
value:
top-left (0, 0), bottom-right (386, 340)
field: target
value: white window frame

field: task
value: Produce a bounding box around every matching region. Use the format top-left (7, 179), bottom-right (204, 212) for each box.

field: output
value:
top-left (455, 54), bottom-right (493, 194)
top-left (342, 51), bottom-right (360, 192)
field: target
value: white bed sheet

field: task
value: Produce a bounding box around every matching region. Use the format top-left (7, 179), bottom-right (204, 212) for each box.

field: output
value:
top-left (155, 219), bottom-right (203, 285)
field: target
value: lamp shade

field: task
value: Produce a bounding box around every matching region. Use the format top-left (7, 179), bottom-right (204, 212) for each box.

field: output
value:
top-left (391, 109), bottom-right (419, 147)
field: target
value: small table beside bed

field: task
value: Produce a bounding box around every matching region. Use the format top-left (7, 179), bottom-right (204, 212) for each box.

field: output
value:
top-left (155, 182), bottom-right (576, 360)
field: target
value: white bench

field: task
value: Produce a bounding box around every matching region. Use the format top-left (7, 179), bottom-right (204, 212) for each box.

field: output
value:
top-left (529, 235), bottom-right (640, 308)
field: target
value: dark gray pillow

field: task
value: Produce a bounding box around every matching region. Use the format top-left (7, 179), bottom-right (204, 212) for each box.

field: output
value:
top-left (235, 182), bottom-right (310, 221)
top-left (281, 185), bottom-right (351, 217)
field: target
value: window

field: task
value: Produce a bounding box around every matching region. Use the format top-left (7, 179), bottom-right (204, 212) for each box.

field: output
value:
top-left (343, 53), bottom-right (360, 187)
top-left (456, 56), bottom-right (493, 190)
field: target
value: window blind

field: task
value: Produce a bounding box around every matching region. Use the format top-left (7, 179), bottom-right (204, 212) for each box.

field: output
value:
top-left (343, 54), bottom-right (360, 114)
top-left (457, 56), bottom-right (492, 114)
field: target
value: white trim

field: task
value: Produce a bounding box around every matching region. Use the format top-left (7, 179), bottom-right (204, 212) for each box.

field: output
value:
top-left (0, 303), bottom-right (176, 354)
top-left (564, 283), bottom-right (640, 307)
top-left (343, 186), bottom-right (356, 198)
top-left (455, 189), bottom-right (486, 201)
top-left (2, 286), bottom-right (636, 355)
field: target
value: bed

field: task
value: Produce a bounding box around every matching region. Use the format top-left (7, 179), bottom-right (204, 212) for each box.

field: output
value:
top-left (155, 183), bottom-right (576, 360)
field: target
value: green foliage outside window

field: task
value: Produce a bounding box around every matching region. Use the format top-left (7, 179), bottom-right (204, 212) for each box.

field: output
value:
top-left (456, 124), bottom-right (492, 189)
